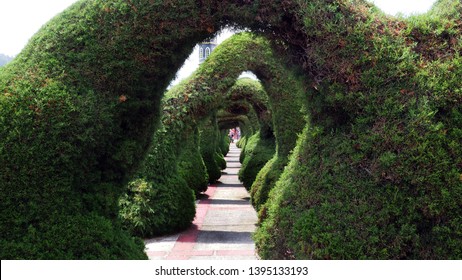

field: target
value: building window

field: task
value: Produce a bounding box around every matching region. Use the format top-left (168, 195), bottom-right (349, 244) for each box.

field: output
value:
top-left (199, 47), bottom-right (204, 59)
top-left (205, 47), bottom-right (211, 58)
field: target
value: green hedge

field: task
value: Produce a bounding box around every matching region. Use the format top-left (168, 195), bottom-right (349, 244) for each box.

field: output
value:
top-left (245, 69), bottom-right (305, 210)
top-left (255, 0), bottom-right (462, 259)
top-left (226, 78), bottom-right (273, 138)
top-left (236, 136), bottom-right (246, 149)
top-left (251, 156), bottom-right (286, 212)
top-left (119, 176), bottom-right (195, 237)
top-left (200, 117), bottom-right (223, 184)
top-left (219, 131), bottom-right (231, 157)
top-left (119, 126), bottom-right (196, 238)
top-left (178, 128), bottom-right (209, 195)
top-left (1, 0), bottom-right (461, 259)
top-left (238, 132), bottom-right (276, 190)
top-left (0, 0), bottom-right (215, 259)
top-left (0, 212), bottom-right (147, 260)
top-left (215, 151), bottom-right (227, 171)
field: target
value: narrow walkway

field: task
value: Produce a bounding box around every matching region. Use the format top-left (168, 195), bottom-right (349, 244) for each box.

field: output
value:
top-left (144, 143), bottom-right (259, 260)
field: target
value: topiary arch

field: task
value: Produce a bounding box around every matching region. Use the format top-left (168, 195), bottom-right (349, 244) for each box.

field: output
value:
top-left (119, 33), bottom-right (305, 239)
top-left (1, 0), bottom-right (461, 259)
top-left (224, 78), bottom-right (273, 137)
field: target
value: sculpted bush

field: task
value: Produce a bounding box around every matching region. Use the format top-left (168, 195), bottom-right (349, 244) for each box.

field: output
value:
top-left (1, 0), bottom-right (461, 259)
top-left (178, 128), bottom-right (209, 195)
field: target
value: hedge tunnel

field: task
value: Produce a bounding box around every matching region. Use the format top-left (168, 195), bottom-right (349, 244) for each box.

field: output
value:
top-left (119, 33), bottom-right (305, 239)
top-left (1, 0), bottom-right (462, 259)
top-left (225, 78), bottom-right (272, 132)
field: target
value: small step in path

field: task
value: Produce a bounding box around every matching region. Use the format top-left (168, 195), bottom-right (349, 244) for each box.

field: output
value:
top-left (144, 143), bottom-right (259, 260)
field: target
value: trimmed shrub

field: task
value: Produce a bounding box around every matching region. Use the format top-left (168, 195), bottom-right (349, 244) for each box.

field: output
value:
top-left (215, 151), bottom-right (227, 170)
top-left (236, 136), bottom-right (247, 149)
top-left (251, 156), bottom-right (286, 211)
top-left (119, 33), bottom-right (300, 240)
top-left (119, 125), bottom-right (196, 238)
top-left (238, 132), bottom-right (276, 190)
top-left (200, 117), bottom-right (223, 184)
top-left (178, 128), bottom-right (209, 195)
top-left (0, 212), bottom-right (147, 260)
top-left (119, 177), bottom-right (195, 237)
top-left (219, 131), bottom-right (231, 157)
top-left (256, 0), bottom-right (462, 259)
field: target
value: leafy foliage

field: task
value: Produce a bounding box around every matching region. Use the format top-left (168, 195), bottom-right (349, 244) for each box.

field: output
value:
top-left (200, 116), bottom-right (224, 184)
top-left (1, 0), bottom-right (461, 259)
top-left (238, 132), bottom-right (276, 190)
top-left (255, 0), bottom-right (462, 259)
top-left (119, 177), bottom-right (195, 237)
top-left (218, 130), bottom-right (231, 157)
top-left (119, 125), bottom-right (196, 238)
top-left (120, 33), bottom-right (299, 240)
top-left (178, 127), bottom-right (209, 195)
top-left (251, 155), bottom-right (286, 211)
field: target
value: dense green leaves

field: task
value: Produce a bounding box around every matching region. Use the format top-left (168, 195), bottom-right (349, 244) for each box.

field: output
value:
top-left (178, 127), bottom-right (209, 195)
top-left (255, 0), bottom-right (462, 259)
top-left (1, 0), bottom-right (461, 259)
top-left (238, 132), bottom-right (276, 190)
top-left (200, 116), bottom-right (224, 184)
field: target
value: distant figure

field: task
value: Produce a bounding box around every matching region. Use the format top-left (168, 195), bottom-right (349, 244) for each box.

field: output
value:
top-left (229, 128), bottom-right (239, 142)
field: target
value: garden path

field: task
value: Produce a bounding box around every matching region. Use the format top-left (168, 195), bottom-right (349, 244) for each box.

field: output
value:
top-left (144, 143), bottom-right (259, 260)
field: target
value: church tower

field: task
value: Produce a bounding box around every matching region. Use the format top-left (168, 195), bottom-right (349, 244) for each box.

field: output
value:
top-left (199, 38), bottom-right (218, 63)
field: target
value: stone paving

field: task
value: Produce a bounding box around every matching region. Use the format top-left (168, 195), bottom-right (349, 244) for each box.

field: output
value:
top-left (144, 143), bottom-right (259, 260)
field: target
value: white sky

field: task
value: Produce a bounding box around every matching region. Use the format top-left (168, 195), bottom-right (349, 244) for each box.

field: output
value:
top-left (0, 0), bottom-right (437, 83)
top-left (0, 0), bottom-right (78, 56)
top-left (369, 0), bottom-right (437, 16)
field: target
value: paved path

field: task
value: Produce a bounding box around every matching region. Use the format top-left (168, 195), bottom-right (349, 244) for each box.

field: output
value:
top-left (144, 143), bottom-right (259, 260)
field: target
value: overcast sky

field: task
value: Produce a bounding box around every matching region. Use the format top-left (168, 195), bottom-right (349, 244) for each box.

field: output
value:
top-left (0, 0), bottom-right (437, 83)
